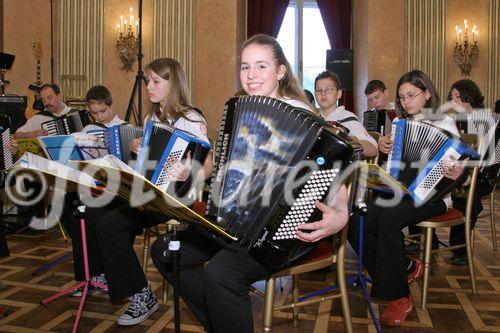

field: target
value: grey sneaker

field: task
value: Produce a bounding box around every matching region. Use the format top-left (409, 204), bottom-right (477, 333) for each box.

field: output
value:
top-left (117, 282), bottom-right (159, 326)
top-left (69, 274), bottom-right (108, 297)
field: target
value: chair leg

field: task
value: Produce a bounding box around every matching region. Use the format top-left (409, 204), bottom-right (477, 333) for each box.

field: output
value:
top-left (292, 276), bottom-right (299, 327)
top-left (471, 229), bottom-right (475, 255)
top-left (465, 221), bottom-right (478, 295)
top-left (337, 255), bottom-right (353, 333)
top-left (142, 228), bottom-right (151, 274)
top-left (263, 277), bottom-right (276, 333)
top-left (421, 227), bottom-right (433, 311)
top-left (491, 190), bottom-right (497, 251)
top-left (419, 232), bottom-right (425, 260)
top-left (163, 279), bottom-right (169, 305)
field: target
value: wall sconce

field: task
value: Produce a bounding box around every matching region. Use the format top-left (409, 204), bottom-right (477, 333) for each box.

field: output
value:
top-left (116, 7), bottom-right (139, 72)
top-left (453, 19), bottom-right (479, 77)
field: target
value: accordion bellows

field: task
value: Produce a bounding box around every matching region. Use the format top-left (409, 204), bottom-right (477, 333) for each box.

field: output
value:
top-left (206, 96), bottom-right (355, 269)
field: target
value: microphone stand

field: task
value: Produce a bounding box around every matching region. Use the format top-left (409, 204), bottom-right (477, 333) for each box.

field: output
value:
top-left (124, 0), bottom-right (144, 126)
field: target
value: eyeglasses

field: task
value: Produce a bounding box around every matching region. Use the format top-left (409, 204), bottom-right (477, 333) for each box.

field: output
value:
top-left (396, 90), bottom-right (425, 103)
top-left (315, 87), bottom-right (337, 96)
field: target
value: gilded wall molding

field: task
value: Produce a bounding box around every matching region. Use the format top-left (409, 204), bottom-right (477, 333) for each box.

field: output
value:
top-left (151, 0), bottom-right (195, 100)
top-left (406, 0), bottom-right (446, 100)
top-left (57, 0), bottom-right (104, 100)
top-left (486, 0), bottom-right (499, 109)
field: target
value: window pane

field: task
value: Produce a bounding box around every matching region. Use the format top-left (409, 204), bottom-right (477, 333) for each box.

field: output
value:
top-left (277, 5), bottom-right (297, 74)
top-left (303, 5), bottom-right (331, 99)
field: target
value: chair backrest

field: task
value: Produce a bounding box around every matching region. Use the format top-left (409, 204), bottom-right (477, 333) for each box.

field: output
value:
top-left (460, 133), bottom-right (482, 224)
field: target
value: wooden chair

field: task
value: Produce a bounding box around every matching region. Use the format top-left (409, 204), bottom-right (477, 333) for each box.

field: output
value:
top-left (477, 175), bottom-right (498, 250)
top-left (262, 222), bottom-right (353, 332)
top-left (489, 180), bottom-right (497, 250)
top-left (414, 133), bottom-right (481, 310)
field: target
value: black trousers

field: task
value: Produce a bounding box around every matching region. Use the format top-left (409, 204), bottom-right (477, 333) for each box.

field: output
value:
top-left (150, 226), bottom-right (274, 333)
top-left (70, 197), bottom-right (166, 301)
top-left (0, 202), bottom-right (10, 257)
top-left (449, 176), bottom-right (494, 255)
top-left (348, 198), bottom-right (446, 300)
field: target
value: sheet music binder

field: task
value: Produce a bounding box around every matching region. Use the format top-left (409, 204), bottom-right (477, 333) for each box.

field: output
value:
top-left (360, 162), bottom-right (411, 196)
top-left (74, 156), bottom-right (235, 241)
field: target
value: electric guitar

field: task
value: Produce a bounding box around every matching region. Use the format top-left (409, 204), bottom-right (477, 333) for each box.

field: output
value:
top-left (28, 42), bottom-right (44, 113)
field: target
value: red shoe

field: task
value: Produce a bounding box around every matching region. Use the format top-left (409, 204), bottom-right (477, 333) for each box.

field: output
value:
top-left (407, 259), bottom-right (423, 284)
top-left (380, 296), bottom-right (413, 326)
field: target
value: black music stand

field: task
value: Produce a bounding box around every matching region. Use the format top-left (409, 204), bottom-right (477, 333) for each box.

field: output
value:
top-left (124, 0), bottom-right (144, 126)
top-left (0, 52), bottom-right (15, 95)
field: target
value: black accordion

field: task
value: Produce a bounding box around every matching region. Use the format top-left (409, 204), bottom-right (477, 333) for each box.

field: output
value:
top-left (0, 114), bottom-right (13, 170)
top-left (363, 108), bottom-right (395, 135)
top-left (452, 110), bottom-right (499, 167)
top-left (387, 119), bottom-right (479, 204)
top-left (105, 124), bottom-right (144, 164)
top-left (41, 110), bottom-right (92, 135)
top-left (205, 96), bottom-right (355, 269)
top-left (135, 121), bottom-right (211, 197)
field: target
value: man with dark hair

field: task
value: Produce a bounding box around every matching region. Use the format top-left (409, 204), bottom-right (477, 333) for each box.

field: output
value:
top-left (363, 79), bottom-right (396, 135)
top-left (364, 80), bottom-right (394, 111)
top-left (14, 83), bottom-right (72, 139)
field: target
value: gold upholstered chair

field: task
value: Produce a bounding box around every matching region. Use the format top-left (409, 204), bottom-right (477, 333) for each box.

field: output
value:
top-left (414, 133), bottom-right (481, 310)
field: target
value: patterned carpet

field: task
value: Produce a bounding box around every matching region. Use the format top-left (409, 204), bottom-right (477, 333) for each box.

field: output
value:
top-left (0, 191), bottom-right (498, 332)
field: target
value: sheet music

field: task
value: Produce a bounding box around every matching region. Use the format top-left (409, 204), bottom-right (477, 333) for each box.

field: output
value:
top-left (12, 152), bottom-right (99, 189)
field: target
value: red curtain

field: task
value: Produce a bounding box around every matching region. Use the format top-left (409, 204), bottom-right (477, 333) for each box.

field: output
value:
top-left (317, 0), bottom-right (354, 112)
top-left (247, 0), bottom-right (290, 38)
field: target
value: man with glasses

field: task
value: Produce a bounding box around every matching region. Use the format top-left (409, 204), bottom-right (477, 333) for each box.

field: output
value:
top-left (315, 71), bottom-right (378, 158)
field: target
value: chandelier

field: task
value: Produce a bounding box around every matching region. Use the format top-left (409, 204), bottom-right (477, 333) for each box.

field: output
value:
top-left (116, 7), bottom-right (139, 72)
top-left (453, 20), bottom-right (479, 77)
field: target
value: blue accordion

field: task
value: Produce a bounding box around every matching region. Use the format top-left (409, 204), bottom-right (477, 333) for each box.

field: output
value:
top-left (104, 124), bottom-right (143, 164)
top-left (387, 119), bottom-right (479, 204)
top-left (135, 121), bottom-right (211, 196)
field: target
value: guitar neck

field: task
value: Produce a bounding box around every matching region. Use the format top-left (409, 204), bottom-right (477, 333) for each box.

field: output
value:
top-left (36, 60), bottom-right (41, 87)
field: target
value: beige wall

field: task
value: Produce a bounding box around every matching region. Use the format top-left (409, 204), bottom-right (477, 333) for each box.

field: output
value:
top-left (2, 0), bottom-right (245, 138)
top-left (353, 0), bottom-right (406, 116)
top-left (3, 0), bottom-right (52, 117)
top-left (353, 0), bottom-right (492, 115)
top-left (194, 0), bottom-right (246, 139)
top-left (3, 0), bottom-right (494, 129)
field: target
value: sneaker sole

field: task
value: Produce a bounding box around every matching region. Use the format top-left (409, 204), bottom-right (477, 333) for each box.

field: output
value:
top-left (117, 302), bottom-right (159, 326)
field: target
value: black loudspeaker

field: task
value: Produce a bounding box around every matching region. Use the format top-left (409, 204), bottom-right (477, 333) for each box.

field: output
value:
top-left (0, 95), bottom-right (27, 133)
top-left (326, 49), bottom-right (354, 91)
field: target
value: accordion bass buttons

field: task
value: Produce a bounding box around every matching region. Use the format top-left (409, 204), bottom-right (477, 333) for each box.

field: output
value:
top-left (272, 168), bottom-right (339, 241)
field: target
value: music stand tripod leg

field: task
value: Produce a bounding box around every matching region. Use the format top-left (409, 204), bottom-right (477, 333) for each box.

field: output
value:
top-left (167, 222), bottom-right (182, 333)
top-left (40, 204), bottom-right (108, 333)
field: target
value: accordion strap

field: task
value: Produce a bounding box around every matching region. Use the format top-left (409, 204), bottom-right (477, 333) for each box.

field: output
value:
top-left (337, 116), bottom-right (359, 124)
top-left (37, 110), bottom-right (58, 118)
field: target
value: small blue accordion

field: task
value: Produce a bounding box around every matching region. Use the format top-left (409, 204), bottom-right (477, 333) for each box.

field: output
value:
top-left (135, 121), bottom-right (211, 196)
top-left (387, 119), bottom-right (479, 204)
top-left (104, 124), bottom-right (143, 164)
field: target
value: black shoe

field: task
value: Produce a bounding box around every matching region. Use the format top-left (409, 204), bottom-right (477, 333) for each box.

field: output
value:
top-left (117, 282), bottom-right (159, 326)
top-left (451, 254), bottom-right (468, 266)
